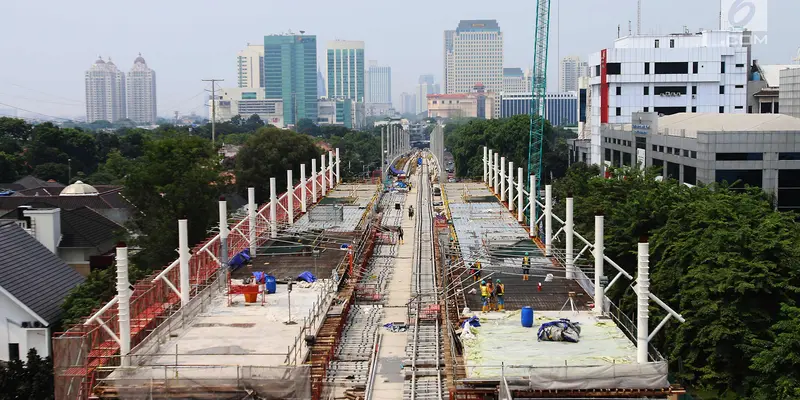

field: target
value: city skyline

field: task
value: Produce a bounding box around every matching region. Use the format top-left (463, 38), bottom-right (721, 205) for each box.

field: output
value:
top-left (2, 0), bottom-right (799, 119)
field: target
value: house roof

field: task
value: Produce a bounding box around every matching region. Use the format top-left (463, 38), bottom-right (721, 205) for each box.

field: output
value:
top-left (0, 221), bottom-right (85, 324)
top-left (758, 64), bottom-right (800, 87)
top-left (0, 188), bottom-right (133, 211)
top-left (12, 175), bottom-right (65, 190)
top-left (658, 113), bottom-right (800, 137)
top-left (59, 207), bottom-right (124, 249)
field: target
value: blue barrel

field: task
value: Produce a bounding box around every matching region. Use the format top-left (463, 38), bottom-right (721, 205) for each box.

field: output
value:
top-left (265, 275), bottom-right (277, 294)
top-left (521, 307), bottom-right (534, 328)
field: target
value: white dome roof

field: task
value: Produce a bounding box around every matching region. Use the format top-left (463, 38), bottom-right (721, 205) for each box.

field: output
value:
top-left (60, 181), bottom-right (99, 196)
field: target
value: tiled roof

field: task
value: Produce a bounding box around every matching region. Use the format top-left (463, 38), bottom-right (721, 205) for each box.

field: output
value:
top-left (0, 188), bottom-right (133, 211)
top-left (60, 207), bottom-right (124, 249)
top-left (0, 221), bottom-right (85, 324)
top-left (12, 176), bottom-right (65, 190)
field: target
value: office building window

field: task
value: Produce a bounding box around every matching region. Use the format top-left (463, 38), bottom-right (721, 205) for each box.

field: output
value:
top-left (616, 86), bottom-right (622, 95)
top-left (607, 63), bottom-right (622, 75)
top-left (654, 106), bottom-right (686, 115)
top-left (684, 165), bottom-right (697, 185)
top-left (644, 107), bottom-right (649, 112)
top-left (721, 61), bottom-right (726, 73)
top-left (683, 149), bottom-right (690, 157)
top-left (644, 86), bottom-right (649, 95)
top-left (719, 106), bottom-right (725, 113)
top-left (655, 39), bottom-right (660, 48)
top-left (691, 151), bottom-right (697, 159)
top-left (623, 152), bottom-right (632, 166)
top-left (692, 85), bottom-right (697, 95)
top-left (692, 62), bottom-right (698, 73)
top-left (736, 63), bottom-right (745, 68)
top-left (652, 158), bottom-right (664, 175)
top-left (644, 63), bottom-right (650, 74)
top-left (674, 148), bottom-right (681, 155)
top-left (735, 105), bottom-right (744, 109)
top-left (616, 107), bottom-right (622, 116)
top-left (655, 62), bottom-right (688, 74)
top-left (735, 84), bottom-right (744, 88)
top-left (652, 144), bottom-right (658, 151)
top-left (8, 344), bottom-right (19, 361)
top-left (778, 169), bottom-right (800, 211)
top-left (605, 148), bottom-right (612, 162)
top-left (667, 147), bottom-right (673, 153)
top-left (654, 86), bottom-right (687, 95)
top-left (667, 162), bottom-right (680, 180)
top-left (716, 169), bottom-right (762, 190)
top-left (670, 39), bottom-right (675, 48)
top-left (719, 85), bottom-right (725, 94)
top-left (692, 106), bottom-right (697, 112)
top-left (659, 146), bottom-right (664, 152)
top-left (779, 152), bottom-right (800, 160)
top-left (613, 150), bottom-right (621, 167)
top-left (716, 153), bottom-right (764, 161)
top-left (748, 106), bottom-right (753, 113)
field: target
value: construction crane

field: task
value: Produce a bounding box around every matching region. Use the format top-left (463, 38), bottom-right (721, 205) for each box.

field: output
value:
top-left (527, 0), bottom-right (551, 233)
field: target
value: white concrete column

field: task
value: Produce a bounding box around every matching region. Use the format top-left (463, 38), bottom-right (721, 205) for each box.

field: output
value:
top-left (321, 154), bottom-right (327, 194)
top-left (565, 197), bottom-right (574, 279)
top-left (115, 243), bottom-right (131, 367)
top-left (328, 150), bottom-right (334, 189)
top-left (311, 159), bottom-right (318, 204)
top-left (500, 156), bottom-right (506, 202)
top-left (178, 219), bottom-right (190, 307)
top-left (637, 240), bottom-right (650, 364)
top-left (388, 125), bottom-right (393, 157)
top-left (517, 167), bottom-right (524, 222)
top-left (529, 175), bottom-right (536, 237)
top-left (487, 149), bottom-right (493, 188)
top-left (287, 169), bottom-right (294, 225)
top-left (545, 185), bottom-right (553, 256)
top-left (483, 146), bottom-right (488, 183)
top-left (508, 161), bottom-right (515, 212)
top-left (492, 153), bottom-right (500, 194)
top-left (219, 197), bottom-right (229, 276)
top-left (336, 148), bottom-right (341, 184)
top-left (594, 215), bottom-right (604, 315)
top-left (300, 164), bottom-right (307, 213)
top-left (248, 187), bottom-right (256, 256)
top-left (269, 178), bottom-right (277, 238)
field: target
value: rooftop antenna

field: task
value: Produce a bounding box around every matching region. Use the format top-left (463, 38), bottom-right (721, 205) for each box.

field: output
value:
top-left (618, 24), bottom-right (621, 38)
top-left (628, 20), bottom-right (632, 36)
top-left (637, 0), bottom-right (642, 35)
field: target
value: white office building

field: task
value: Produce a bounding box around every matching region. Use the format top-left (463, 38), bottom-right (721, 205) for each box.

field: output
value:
top-left (584, 29), bottom-right (752, 165)
top-left (503, 68), bottom-right (531, 93)
top-left (560, 56), bottom-right (588, 92)
top-left (237, 44), bottom-right (264, 88)
top-left (208, 87), bottom-right (284, 127)
top-left (326, 40), bottom-right (365, 101)
top-left (366, 61), bottom-right (391, 105)
top-left (85, 57), bottom-right (126, 123)
top-left (417, 74), bottom-right (440, 114)
top-left (444, 20), bottom-right (503, 117)
top-left (126, 54), bottom-right (157, 124)
top-left (400, 92), bottom-right (417, 115)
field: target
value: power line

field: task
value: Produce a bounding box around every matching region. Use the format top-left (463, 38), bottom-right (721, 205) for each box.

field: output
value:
top-left (0, 101), bottom-right (71, 121)
top-left (0, 92), bottom-right (85, 107)
top-left (2, 82), bottom-right (85, 105)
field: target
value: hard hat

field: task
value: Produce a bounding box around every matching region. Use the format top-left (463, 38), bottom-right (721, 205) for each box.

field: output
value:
top-left (496, 279), bottom-right (501, 283)
top-left (481, 280), bottom-right (486, 284)
top-left (525, 252), bottom-right (529, 256)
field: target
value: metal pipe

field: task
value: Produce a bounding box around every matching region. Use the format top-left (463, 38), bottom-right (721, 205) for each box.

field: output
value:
top-left (508, 161), bottom-right (514, 211)
top-left (328, 150), bottom-right (334, 189)
top-left (594, 215), bottom-right (604, 315)
top-left (500, 156), bottom-right (506, 202)
top-left (311, 159), bottom-right (318, 203)
top-left (116, 243), bottom-right (131, 367)
top-left (566, 197), bottom-right (574, 279)
top-left (545, 185), bottom-right (553, 256)
top-left (248, 187), bottom-right (257, 256)
top-left (287, 169), bottom-right (294, 225)
top-left (517, 167), bottom-right (523, 222)
top-left (380, 126), bottom-right (385, 182)
top-left (300, 164), bottom-right (307, 213)
top-left (321, 154), bottom-right (327, 194)
top-left (336, 148), bottom-right (341, 184)
top-left (179, 219), bottom-right (190, 307)
top-left (219, 197), bottom-right (229, 280)
top-left (493, 152), bottom-right (499, 194)
top-left (637, 241), bottom-right (650, 364)
top-left (270, 178), bottom-right (277, 238)
top-left (483, 147), bottom-right (488, 183)
top-left (529, 175), bottom-right (536, 237)
top-left (488, 149), bottom-right (493, 188)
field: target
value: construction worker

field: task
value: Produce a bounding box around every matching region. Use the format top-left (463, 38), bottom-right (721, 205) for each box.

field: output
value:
top-left (472, 260), bottom-right (482, 282)
top-left (495, 279), bottom-right (505, 311)
top-left (522, 251), bottom-right (531, 281)
top-left (479, 280), bottom-right (489, 313)
top-left (486, 279), bottom-right (495, 311)
top-left (398, 227), bottom-right (404, 244)
top-left (409, 205), bottom-right (414, 219)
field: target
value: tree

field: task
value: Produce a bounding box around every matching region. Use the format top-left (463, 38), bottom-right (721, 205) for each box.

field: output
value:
top-left (296, 118), bottom-right (321, 136)
top-left (750, 305), bottom-right (800, 399)
top-left (0, 117), bottom-right (32, 142)
top-left (124, 133), bottom-right (228, 269)
top-left (327, 131), bottom-right (381, 178)
top-left (32, 162), bottom-right (69, 183)
top-left (0, 348), bottom-right (54, 399)
top-left (0, 152), bottom-right (26, 182)
top-left (235, 127), bottom-right (321, 203)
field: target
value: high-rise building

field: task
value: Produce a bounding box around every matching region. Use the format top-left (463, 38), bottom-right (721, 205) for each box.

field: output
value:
top-left (85, 57), bottom-right (126, 123)
top-left (583, 30), bottom-right (751, 165)
top-left (444, 20), bottom-right (503, 116)
top-left (326, 40), bottom-right (365, 102)
top-left (366, 61), bottom-right (391, 105)
top-left (126, 54), bottom-right (157, 124)
top-left (264, 34), bottom-right (318, 126)
top-left (317, 69), bottom-right (326, 98)
top-left (560, 56), bottom-right (588, 92)
top-left (400, 92), bottom-right (417, 115)
top-left (503, 68), bottom-right (532, 93)
top-left (208, 87), bottom-right (284, 127)
top-left (416, 74), bottom-right (440, 114)
top-left (237, 44), bottom-right (264, 88)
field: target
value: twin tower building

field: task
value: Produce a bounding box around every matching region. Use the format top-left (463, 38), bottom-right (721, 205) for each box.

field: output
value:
top-left (84, 54), bottom-right (157, 125)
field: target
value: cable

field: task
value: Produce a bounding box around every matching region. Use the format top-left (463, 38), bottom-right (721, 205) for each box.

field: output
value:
top-left (2, 82), bottom-right (85, 105)
top-left (0, 92), bottom-right (85, 107)
top-left (0, 101), bottom-right (70, 121)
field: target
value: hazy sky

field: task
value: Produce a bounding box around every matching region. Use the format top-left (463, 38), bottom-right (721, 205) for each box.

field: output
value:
top-left (1, 0), bottom-right (797, 119)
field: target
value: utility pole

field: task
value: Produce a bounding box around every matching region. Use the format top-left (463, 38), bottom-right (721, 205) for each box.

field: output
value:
top-left (202, 79), bottom-right (224, 145)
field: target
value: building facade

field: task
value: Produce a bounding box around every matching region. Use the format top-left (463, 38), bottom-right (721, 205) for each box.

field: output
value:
top-left (263, 34), bottom-right (318, 126)
top-left (366, 61), bottom-right (391, 105)
top-left (500, 92), bottom-right (578, 126)
top-left (427, 90), bottom-right (495, 120)
top-left (779, 67), bottom-right (800, 119)
top-left (237, 44), bottom-right (264, 88)
top-left (326, 40), bottom-right (365, 102)
top-left (126, 54), bottom-right (157, 124)
top-left (317, 69), bottom-right (326, 98)
top-left (570, 112), bottom-right (800, 212)
top-left (318, 99), bottom-right (357, 129)
top-left (584, 29), bottom-right (752, 165)
top-left (503, 68), bottom-right (532, 93)
top-left (444, 20), bottom-right (503, 117)
top-left (560, 56), bottom-right (588, 92)
top-left (85, 57), bottom-right (126, 123)
top-left (208, 87), bottom-right (284, 127)
top-left (417, 74), bottom-right (440, 114)
top-left (400, 92), bottom-right (417, 115)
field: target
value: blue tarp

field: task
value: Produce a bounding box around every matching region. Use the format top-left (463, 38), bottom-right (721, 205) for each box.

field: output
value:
top-left (389, 165), bottom-right (405, 176)
top-left (229, 248), bottom-right (251, 270)
top-left (537, 318), bottom-right (581, 343)
top-left (0, 190), bottom-right (15, 196)
top-left (252, 271), bottom-right (267, 284)
top-left (297, 271), bottom-right (317, 283)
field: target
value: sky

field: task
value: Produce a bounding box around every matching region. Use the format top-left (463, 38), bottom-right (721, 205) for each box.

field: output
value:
top-left (1, 0), bottom-right (797, 120)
